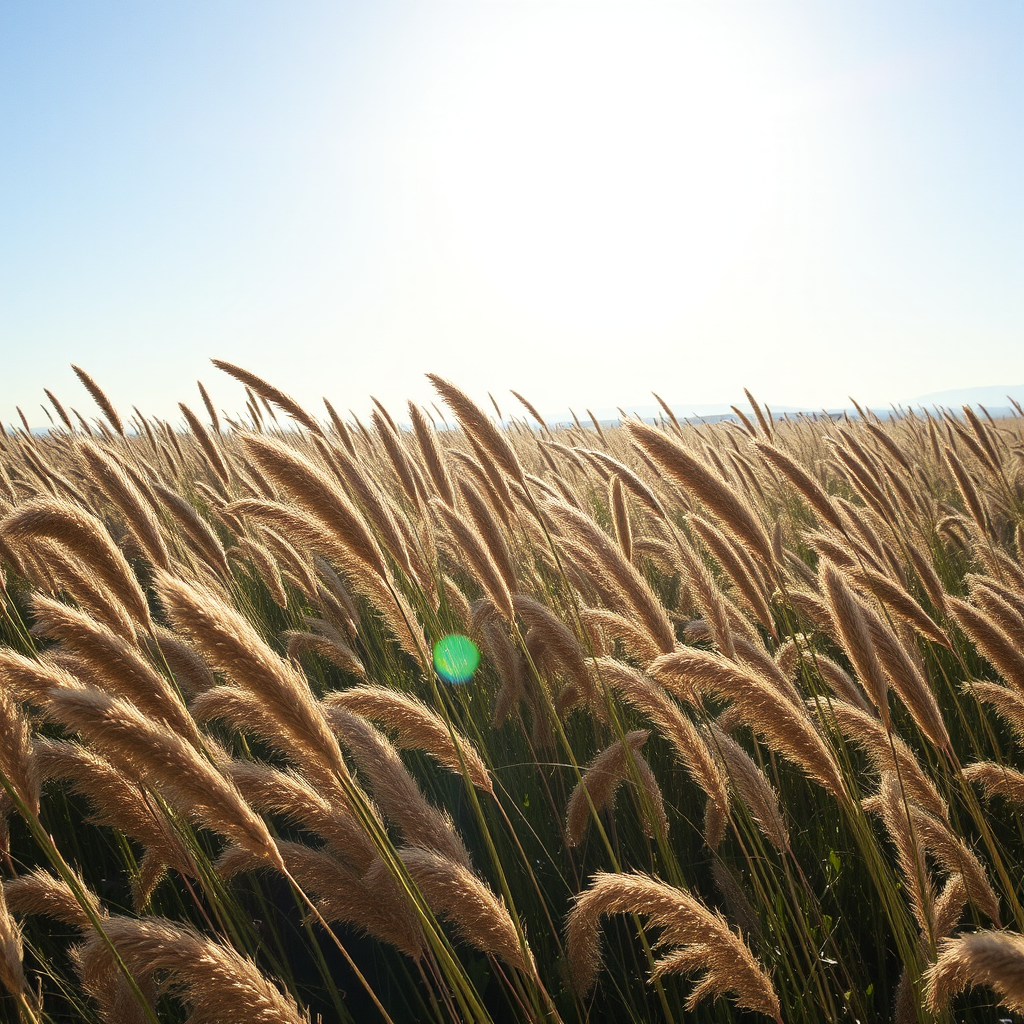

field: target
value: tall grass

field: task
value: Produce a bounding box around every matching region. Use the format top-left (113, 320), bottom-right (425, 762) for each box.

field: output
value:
top-left (1, 366), bottom-right (1024, 1022)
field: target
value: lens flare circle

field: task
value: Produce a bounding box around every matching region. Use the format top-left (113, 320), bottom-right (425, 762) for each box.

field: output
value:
top-left (432, 634), bottom-right (480, 684)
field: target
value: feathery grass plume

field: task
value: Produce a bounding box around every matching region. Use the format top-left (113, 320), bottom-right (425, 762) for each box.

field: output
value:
top-left (950, 596), bottom-right (1024, 693)
top-left (581, 607), bottom-right (661, 666)
top-left (47, 685), bottom-right (283, 869)
top-left (608, 474), bottom-right (633, 562)
top-left (427, 374), bottom-right (526, 487)
top-left (178, 402), bottom-right (231, 489)
top-left (372, 410), bottom-right (422, 509)
top-left (944, 446), bottom-right (990, 535)
top-left (431, 496), bottom-right (514, 620)
top-left (566, 871), bottom-right (782, 1021)
top-left (155, 573), bottom-right (358, 789)
top-left (459, 477), bottom-right (517, 594)
top-left (688, 514), bottom-right (775, 636)
top-left (598, 657), bottom-right (729, 848)
top-left (857, 595), bottom-right (952, 752)
top-left (227, 761), bottom-right (376, 872)
top-left (817, 700), bottom-right (947, 820)
top-left (325, 685), bottom-right (492, 794)
top-left (684, 621), bottom-right (802, 707)
top-left (239, 433), bottom-right (388, 578)
top-left (510, 388), bottom-right (549, 434)
top-left (744, 388), bottom-right (774, 441)
top-left (2, 496), bottom-right (152, 630)
top-left (708, 724), bottom-right (790, 854)
top-left (449, 447), bottom-right (514, 530)
top-left (651, 392), bottom-right (682, 435)
top-left (234, 536), bottom-right (288, 608)
top-left (514, 593), bottom-right (600, 710)
top-left (565, 730), bottom-right (664, 846)
top-left (211, 358), bottom-right (322, 435)
top-left (650, 648), bottom-right (847, 800)
top-left (220, 839), bottom-right (425, 960)
top-left (863, 420), bottom-right (914, 475)
top-left (4, 867), bottom-right (102, 929)
top-left (965, 679), bottom-right (1024, 742)
top-left (0, 671), bottom-right (40, 816)
top-left (925, 930), bottom-right (1024, 1015)
top-left (145, 626), bottom-right (217, 697)
top-left (71, 364), bottom-right (123, 436)
top-left (479, 619), bottom-right (527, 728)
top-left (968, 577), bottom-right (1024, 656)
top-left (30, 593), bottom-right (202, 746)
top-left (963, 761), bottom-right (1024, 805)
top-left (543, 497), bottom-right (676, 656)
top-left (325, 706), bottom-right (472, 868)
top-left (34, 738), bottom-right (194, 903)
top-left (285, 628), bottom-right (366, 679)
top-left (196, 379), bottom-right (220, 433)
top-left (629, 420), bottom-right (774, 569)
top-left (866, 771), bottom-right (935, 937)
top-left (852, 565), bottom-right (951, 648)
top-left (820, 559), bottom-right (891, 726)
top-left (75, 915), bottom-right (306, 1024)
top-left (409, 401), bottom-right (456, 506)
top-left (576, 448), bottom-right (664, 517)
top-left (904, 540), bottom-right (949, 616)
top-left (0, 864), bottom-right (28, 1004)
top-left (907, 802), bottom-right (1002, 925)
top-left (44, 387), bottom-right (74, 432)
top-left (400, 846), bottom-right (531, 973)
top-left (750, 440), bottom-right (846, 533)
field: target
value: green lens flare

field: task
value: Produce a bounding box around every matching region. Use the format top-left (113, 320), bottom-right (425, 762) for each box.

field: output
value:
top-left (432, 634), bottom-right (480, 684)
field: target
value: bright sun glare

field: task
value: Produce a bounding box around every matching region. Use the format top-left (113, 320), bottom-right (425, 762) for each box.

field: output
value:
top-left (405, 7), bottom-right (786, 337)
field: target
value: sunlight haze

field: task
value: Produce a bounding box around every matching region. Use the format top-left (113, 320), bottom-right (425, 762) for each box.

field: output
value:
top-left (2, 2), bottom-right (1021, 427)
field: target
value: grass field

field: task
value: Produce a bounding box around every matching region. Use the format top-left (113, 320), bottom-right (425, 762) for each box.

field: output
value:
top-left (2, 363), bottom-right (1024, 1023)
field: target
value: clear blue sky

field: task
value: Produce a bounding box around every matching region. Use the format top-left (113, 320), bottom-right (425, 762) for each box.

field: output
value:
top-left (2, 2), bottom-right (1022, 427)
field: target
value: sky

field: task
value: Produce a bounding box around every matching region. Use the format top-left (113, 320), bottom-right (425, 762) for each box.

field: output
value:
top-left (2, 1), bottom-right (1023, 428)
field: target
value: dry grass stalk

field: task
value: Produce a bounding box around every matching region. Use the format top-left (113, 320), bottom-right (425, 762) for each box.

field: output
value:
top-left (325, 684), bottom-right (491, 794)
top-left (566, 871), bottom-right (782, 1021)
top-left (750, 440), bottom-right (845, 533)
top-left (479, 620), bottom-right (526, 728)
top-left (326, 705), bottom-right (472, 868)
top-left (689, 514), bottom-right (774, 636)
top-left (950, 597), bottom-right (1024, 693)
top-left (817, 700), bottom-right (947, 820)
top-left (565, 730), bottom-right (663, 846)
top-left (432, 496), bottom-right (513, 620)
top-left (156, 572), bottom-right (357, 792)
top-left (543, 497), bottom-right (675, 656)
top-left (285, 628), bottom-right (366, 679)
top-left (650, 648), bottom-right (847, 800)
top-left (820, 559), bottom-right (891, 724)
top-left (30, 593), bottom-right (202, 746)
top-left (0, 877), bottom-right (28, 1002)
top-left (227, 760), bottom-right (376, 872)
top-left (578, 449), bottom-right (664, 517)
top-left (924, 930), bottom-right (1024, 1015)
top-left (608, 474), bottom-right (633, 562)
top-left (460, 478), bottom-right (517, 596)
top-left (178, 402), bottom-right (231, 488)
top-left (71, 364), bottom-right (123, 436)
top-left (708, 725), bottom-right (790, 853)
top-left (597, 657), bottom-right (729, 848)
top-left (4, 867), bottom-right (101, 929)
top-left (581, 607), bottom-right (661, 667)
top-left (409, 401), bottom-right (456, 506)
top-left (372, 411), bottom-right (422, 509)
top-left (77, 440), bottom-right (170, 569)
top-left (46, 686), bottom-right (283, 870)
top-left (0, 672), bottom-right (40, 815)
top-left (2, 496), bottom-right (152, 630)
top-left (76, 914), bottom-right (306, 1024)
top-left (744, 388), bottom-right (774, 441)
top-left (852, 565), bottom-right (950, 647)
top-left (963, 761), bottom-right (1024, 805)
top-left (234, 536), bottom-right (289, 609)
top-left (428, 375), bottom-right (526, 486)
top-left (145, 627), bottom-right (217, 697)
top-left (211, 359), bottom-right (321, 435)
top-left (944, 446), bottom-right (989, 535)
top-left (629, 421), bottom-right (774, 570)
top-left (904, 541), bottom-right (949, 616)
top-left (400, 846), bottom-right (531, 972)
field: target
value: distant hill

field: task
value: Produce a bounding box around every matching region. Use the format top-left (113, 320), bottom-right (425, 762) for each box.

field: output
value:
top-left (912, 385), bottom-right (1024, 410)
